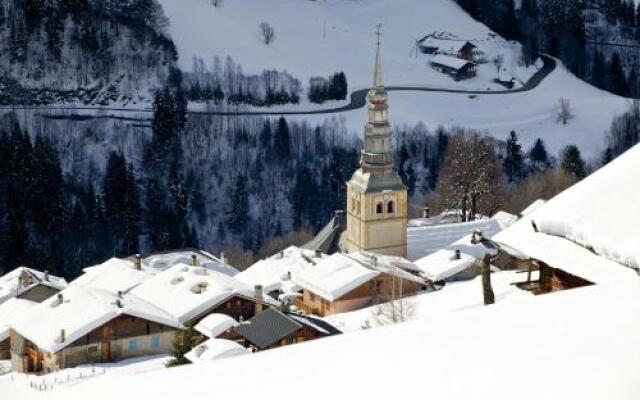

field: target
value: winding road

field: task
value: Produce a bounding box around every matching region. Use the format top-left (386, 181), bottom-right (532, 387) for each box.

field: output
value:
top-left (5, 55), bottom-right (556, 119)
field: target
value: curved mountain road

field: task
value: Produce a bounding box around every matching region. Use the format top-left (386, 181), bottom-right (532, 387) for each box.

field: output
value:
top-left (4, 56), bottom-right (556, 118)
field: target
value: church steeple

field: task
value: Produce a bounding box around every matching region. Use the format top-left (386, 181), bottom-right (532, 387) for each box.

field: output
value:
top-left (343, 25), bottom-right (408, 258)
top-left (362, 24), bottom-right (393, 174)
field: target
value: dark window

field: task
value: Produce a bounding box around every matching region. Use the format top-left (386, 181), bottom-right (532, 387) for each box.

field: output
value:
top-left (376, 203), bottom-right (383, 214)
top-left (387, 201), bottom-right (394, 214)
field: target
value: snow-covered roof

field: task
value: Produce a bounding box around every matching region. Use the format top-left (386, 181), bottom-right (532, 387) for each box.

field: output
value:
top-left (130, 264), bottom-right (267, 325)
top-left (293, 253), bottom-right (380, 301)
top-left (72, 258), bottom-right (153, 294)
top-left (0, 267), bottom-right (67, 304)
top-left (236, 246), bottom-right (325, 294)
top-left (0, 297), bottom-right (39, 342)
top-left (407, 214), bottom-right (515, 261)
top-left (431, 54), bottom-right (474, 71)
top-left (142, 250), bottom-right (239, 276)
top-left (521, 199), bottom-right (546, 216)
top-left (194, 313), bottom-right (239, 338)
top-left (11, 285), bottom-right (181, 353)
top-left (346, 252), bottom-right (425, 284)
top-left (419, 37), bottom-right (475, 54)
top-left (414, 235), bottom-right (494, 282)
top-left (184, 338), bottom-right (250, 364)
top-left (494, 144), bottom-right (640, 285)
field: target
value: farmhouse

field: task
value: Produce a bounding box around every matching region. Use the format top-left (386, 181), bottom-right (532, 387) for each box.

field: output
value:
top-left (130, 263), bottom-right (278, 326)
top-left (233, 307), bottom-right (341, 351)
top-left (293, 252), bottom-right (425, 316)
top-left (418, 36), bottom-right (476, 60)
top-left (9, 285), bottom-right (180, 373)
top-left (0, 267), bottom-right (67, 359)
top-left (430, 54), bottom-right (477, 81)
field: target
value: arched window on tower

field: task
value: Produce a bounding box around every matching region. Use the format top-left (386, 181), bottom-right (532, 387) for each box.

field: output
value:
top-left (387, 200), bottom-right (395, 214)
top-left (376, 202), bottom-right (383, 215)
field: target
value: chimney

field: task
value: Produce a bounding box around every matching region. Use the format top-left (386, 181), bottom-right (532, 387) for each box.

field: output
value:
top-left (371, 255), bottom-right (378, 267)
top-left (44, 270), bottom-right (49, 281)
top-left (279, 251), bottom-right (284, 259)
top-left (60, 329), bottom-right (66, 343)
top-left (455, 249), bottom-right (461, 260)
top-left (115, 299), bottom-right (123, 308)
top-left (422, 206), bottom-right (431, 219)
top-left (57, 293), bottom-right (64, 305)
top-left (191, 254), bottom-right (197, 266)
top-left (314, 249), bottom-right (322, 259)
top-left (220, 252), bottom-right (228, 265)
top-left (254, 285), bottom-right (264, 314)
top-left (134, 254), bottom-right (142, 270)
top-left (286, 271), bottom-right (292, 281)
top-left (117, 291), bottom-right (123, 299)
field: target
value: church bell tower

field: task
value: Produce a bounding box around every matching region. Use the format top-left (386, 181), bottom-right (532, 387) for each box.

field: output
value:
top-left (345, 27), bottom-right (408, 257)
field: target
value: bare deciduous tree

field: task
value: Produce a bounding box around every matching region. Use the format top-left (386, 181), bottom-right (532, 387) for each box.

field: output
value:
top-left (493, 54), bottom-right (504, 73)
top-left (259, 22), bottom-right (276, 45)
top-left (556, 97), bottom-right (575, 125)
top-left (367, 276), bottom-right (417, 326)
top-left (436, 131), bottom-right (504, 222)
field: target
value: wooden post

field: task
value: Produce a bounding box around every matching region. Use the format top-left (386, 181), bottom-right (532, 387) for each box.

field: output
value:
top-left (482, 254), bottom-right (495, 305)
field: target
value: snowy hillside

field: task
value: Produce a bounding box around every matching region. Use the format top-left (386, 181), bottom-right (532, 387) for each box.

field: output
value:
top-left (158, 0), bottom-right (630, 158)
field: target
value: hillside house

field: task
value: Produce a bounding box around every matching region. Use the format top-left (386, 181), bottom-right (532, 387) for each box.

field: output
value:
top-left (0, 267), bottom-right (67, 359)
top-left (9, 285), bottom-right (181, 373)
top-left (293, 252), bottom-right (425, 316)
top-left (430, 54), bottom-right (477, 81)
top-left (233, 308), bottom-right (341, 351)
top-left (418, 37), bottom-right (476, 60)
top-left (130, 263), bottom-right (278, 327)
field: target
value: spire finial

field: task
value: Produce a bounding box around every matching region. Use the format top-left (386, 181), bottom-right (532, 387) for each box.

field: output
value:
top-left (373, 23), bottom-right (384, 88)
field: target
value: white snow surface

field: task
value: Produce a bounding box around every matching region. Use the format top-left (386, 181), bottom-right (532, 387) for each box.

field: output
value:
top-left (194, 313), bottom-right (238, 338)
top-left (236, 246), bottom-right (325, 294)
top-left (143, 250), bottom-right (239, 277)
top-left (158, 0), bottom-right (629, 158)
top-left (130, 263), bottom-right (261, 325)
top-left (494, 146), bottom-right (640, 285)
top-left (292, 253), bottom-right (380, 301)
top-left (185, 338), bottom-right (250, 364)
top-left (521, 199), bottom-right (547, 216)
top-left (10, 285), bottom-right (180, 354)
top-left (72, 258), bottom-right (153, 294)
top-left (18, 274), bottom-right (640, 400)
top-left (407, 214), bottom-right (515, 261)
top-left (0, 298), bottom-right (39, 342)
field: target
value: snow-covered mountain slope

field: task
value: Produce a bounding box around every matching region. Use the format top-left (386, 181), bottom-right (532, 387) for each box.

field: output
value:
top-left (159, 0), bottom-right (629, 158)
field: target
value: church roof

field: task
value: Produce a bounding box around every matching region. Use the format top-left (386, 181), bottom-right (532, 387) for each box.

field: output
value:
top-left (347, 169), bottom-right (406, 193)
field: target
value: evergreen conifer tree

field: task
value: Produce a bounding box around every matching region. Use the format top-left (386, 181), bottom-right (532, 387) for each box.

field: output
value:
top-left (560, 145), bottom-right (586, 179)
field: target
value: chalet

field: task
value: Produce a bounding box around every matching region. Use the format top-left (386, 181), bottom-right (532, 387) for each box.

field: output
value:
top-left (293, 252), bottom-right (425, 316)
top-left (233, 307), bottom-right (341, 351)
top-left (430, 54), bottom-right (477, 81)
top-left (9, 285), bottom-right (181, 373)
top-left (72, 257), bottom-right (154, 293)
top-left (0, 267), bottom-right (67, 360)
top-left (140, 248), bottom-right (239, 276)
top-left (130, 263), bottom-right (278, 327)
top-left (418, 37), bottom-right (476, 60)
top-left (492, 144), bottom-right (640, 295)
top-left (236, 246), bottom-right (326, 301)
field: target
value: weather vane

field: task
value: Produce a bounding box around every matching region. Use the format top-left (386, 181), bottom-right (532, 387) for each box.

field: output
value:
top-left (375, 23), bottom-right (383, 47)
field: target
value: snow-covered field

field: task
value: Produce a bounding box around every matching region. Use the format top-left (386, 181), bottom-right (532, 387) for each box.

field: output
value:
top-left (158, 0), bottom-right (629, 159)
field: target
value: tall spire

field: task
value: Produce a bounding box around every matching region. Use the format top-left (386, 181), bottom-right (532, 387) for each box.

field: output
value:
top-left (373, 23), bottom-right (384, 88)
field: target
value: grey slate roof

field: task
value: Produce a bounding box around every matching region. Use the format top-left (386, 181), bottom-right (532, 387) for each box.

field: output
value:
top-left (303, 211), bottom-right (346, 255)
top-left (234, 308), bottom-right (341, 349)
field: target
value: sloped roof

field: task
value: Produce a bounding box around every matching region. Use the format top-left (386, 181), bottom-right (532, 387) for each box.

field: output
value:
top-left (236, 246), bottom-right (325, 294)
top-left (0, 267), bottom-right (67, 304)
top-left (194, 313), bottom-right (239, 338)
top-left (0, 297), bottom-right (39, 342)
top-left (11, 285), bottom-right (181, 353)
top-left (293, 253), bottom-right (380, 301)
top-left (235, 308), bottom-right (303, 349)
top-left (431, 54), bottom-right (474, 71)
top-left (303, 212), bottom-right (346, 255)
top-left (72, 258), bottom-right (153, 294)
top-left (130, 263), bottom-right (272, 325)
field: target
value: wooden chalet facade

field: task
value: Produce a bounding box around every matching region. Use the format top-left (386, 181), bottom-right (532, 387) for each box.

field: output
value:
top-left (186, 293), bottom-right (274, 326)
top-left (430, 55), bottom-right (477, 81)
top-left (10, 314), bottom-right (178, 374)
top-left (294, 272), bottom-right (423, 317)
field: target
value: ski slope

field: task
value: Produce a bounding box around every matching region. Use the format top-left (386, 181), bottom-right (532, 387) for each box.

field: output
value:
top-left (158, 0), bottom-right (629, 158)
